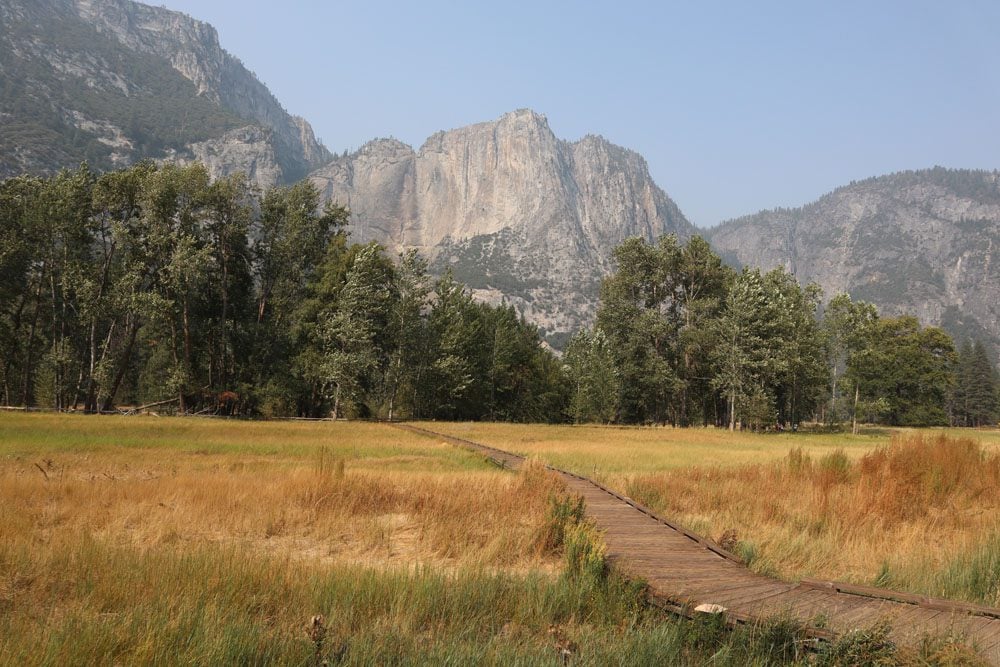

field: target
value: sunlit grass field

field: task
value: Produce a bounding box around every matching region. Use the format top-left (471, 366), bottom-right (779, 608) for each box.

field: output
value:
top-left (417, 421), bottom-right (890, 478)
top-left (424, 421), bottom-right (1000, 608)
top-left (1, 413), bottom-right (588, 664)
top-left (2, 413), bottom-right (995, 664)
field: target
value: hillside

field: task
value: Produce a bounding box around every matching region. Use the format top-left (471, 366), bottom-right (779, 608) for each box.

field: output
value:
top-left (0, 0), bottom-right (330, 187)
top-left (708, 168), bottom-right (1000, 354)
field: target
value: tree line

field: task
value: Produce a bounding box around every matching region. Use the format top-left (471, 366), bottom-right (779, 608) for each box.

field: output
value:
top-left (0, 162), bottom-right (563, 420)
top-left (563, 236), bottom-right (998, 429)
top-left (1, 163), bottom-right (997, 427)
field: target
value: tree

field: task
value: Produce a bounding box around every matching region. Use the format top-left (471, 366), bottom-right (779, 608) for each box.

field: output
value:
top-left (77, 161), bottom-right (158, 411)
top-left (382, 250), bottom-right (431, 420)
top-left (952, 339), bottom-right (998, 426)
top-left (711, 268), bottom-right (777, 430)
top-left (563, 328), bottom-right (619, 423)
top-left (202, 172), bottom-right (254, 394)
top-left (252, 184), bottom-right (349, 416)
top-left (316, 244), bottom-right (391, 418)
top-left (422, 271), bottom-right (487, 420)
top-left (851, 316), bottom-right (956, 427)
top-left (254, 183), bottom-right (347, 325)
top-left (763, 269), bottom-right (828, 426)
top-left (674, 236), bottom-right (730, 425)
top-left (139, 163), bottom-right (212, 413)
top-left (596, 236), bottom-right (681, 423)
top-left (824, 294), bottom-right (879, 433)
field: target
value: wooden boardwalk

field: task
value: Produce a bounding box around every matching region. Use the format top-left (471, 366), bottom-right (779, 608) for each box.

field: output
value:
top-left (394, 424), bottom-right (1000, 664)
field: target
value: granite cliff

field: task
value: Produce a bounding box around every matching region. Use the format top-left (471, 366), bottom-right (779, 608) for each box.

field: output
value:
top-left (309, 110), bottom-right (695, 346)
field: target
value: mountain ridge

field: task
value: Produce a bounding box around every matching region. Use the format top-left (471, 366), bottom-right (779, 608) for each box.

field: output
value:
top-left (707, 166), bottom-right (1000, 355)
top-left (3, 0), bottom-right (998, 354)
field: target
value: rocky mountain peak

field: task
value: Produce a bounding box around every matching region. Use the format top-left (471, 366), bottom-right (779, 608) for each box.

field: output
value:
top-left (74, 0), bottom-right (332, 182)
top-left (310, 110), bottom-right (694, 345)
top-left (73, 0), bottom-right (226, 99)
top-left (357, 137), bottom-right (416, 160)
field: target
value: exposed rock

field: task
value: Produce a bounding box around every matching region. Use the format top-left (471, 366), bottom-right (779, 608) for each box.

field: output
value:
top-left (174, 125), bottom-right (283, 190)
top-left (707, 168), bottom-right (1000, 356)
top-left (0, 0), bottom-right (331, 186)
top-left (71, 0), bottom-right (331, 180)
top-left (310, 110), bottom-right (695, 345)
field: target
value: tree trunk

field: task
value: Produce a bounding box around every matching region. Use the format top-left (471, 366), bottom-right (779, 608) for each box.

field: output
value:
top-left (219, 248), bottom-right (229, 389)
top-left (2, 289), bottom-right (29, 405)
top-left (100, 316), bottom-right (139, 413)
top-left (728, 391), bottom-right (736, 432)
top-left (851, 384), bottom-right (860, 435)
top-left (84, 241), bottom-right (118, 412)
top-left (170, 319), bottom-right (185, 414)
top-left (86, 319), bottom-right (118, 412)
top-left (20, 271), bottom-right (46, 406)
top-left (182, 296), bottom-right (193, 409)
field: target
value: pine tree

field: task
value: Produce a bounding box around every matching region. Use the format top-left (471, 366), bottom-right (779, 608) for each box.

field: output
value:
top-left (954, 340), bottom-right (999, 426)
top-left (711, 268), bottom-right (773, 430)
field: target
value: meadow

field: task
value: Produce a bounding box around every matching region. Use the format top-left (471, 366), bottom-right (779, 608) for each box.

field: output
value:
top-left (1, 413), bottom-right (992, 664)
top-left (426, 422), bottom-right (1000, 608)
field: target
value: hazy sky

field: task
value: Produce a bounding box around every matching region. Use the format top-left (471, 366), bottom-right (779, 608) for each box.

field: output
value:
top-left (159, 0), bottom-right (1000, 227)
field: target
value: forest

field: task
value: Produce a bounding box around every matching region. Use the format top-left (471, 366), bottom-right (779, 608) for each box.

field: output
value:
top-left (1, 162), bottom-right (996, 427)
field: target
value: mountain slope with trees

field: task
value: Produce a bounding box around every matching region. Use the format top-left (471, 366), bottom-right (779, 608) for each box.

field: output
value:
top-left (0, 0), bottom-right (330, 187)
top-left (707, 168), bottom-right (1000, 360)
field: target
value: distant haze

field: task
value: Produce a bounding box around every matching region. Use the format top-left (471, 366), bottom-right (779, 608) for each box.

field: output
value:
top-left (159, 0), bottom-right (1000, 227)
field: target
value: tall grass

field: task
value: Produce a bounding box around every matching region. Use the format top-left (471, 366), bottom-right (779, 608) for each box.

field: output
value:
top-left (0, 415), bottom-right (989, 663)
top-left (0, 414), bottom-right (569, 571)
top-left (418, 420), bottom-right (890, 479)
top-left (627, 433), bottom-right (1000, 605)
top-left (7, 535), bottom-right (934, 666)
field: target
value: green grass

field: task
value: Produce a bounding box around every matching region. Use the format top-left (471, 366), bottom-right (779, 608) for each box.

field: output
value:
top-left (0, 412), bottom-right (487, 471)
top-left (4, 531), bottom-right (971, 666)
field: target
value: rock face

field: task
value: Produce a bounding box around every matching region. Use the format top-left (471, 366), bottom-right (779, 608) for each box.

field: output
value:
top-left (0, 0), bottom-right (330, 187)
top-left (175, 126), bottom-right (283, 188)
top-left (310, 110), bottom-right (695, 345)
top-left (708, 168), bottom-right (1000, 354)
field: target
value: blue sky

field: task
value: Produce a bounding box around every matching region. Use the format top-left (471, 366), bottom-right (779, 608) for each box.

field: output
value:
top-left (159, 1), bottom-right (1000, 227)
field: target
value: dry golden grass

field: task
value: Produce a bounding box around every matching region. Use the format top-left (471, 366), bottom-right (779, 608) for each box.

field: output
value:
top-left (1, 414), bottom-right (993, 663)
top-left (627, 433), bottom-right (1000, 605)
top-left (423, 422), bottom-right (1000, 606)
top-left (0, 413), bottom-right (563, 572)
top-left (4, 413), bottom-right (650, 664)
top-left (418, 421), bottom-right (886, 479)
